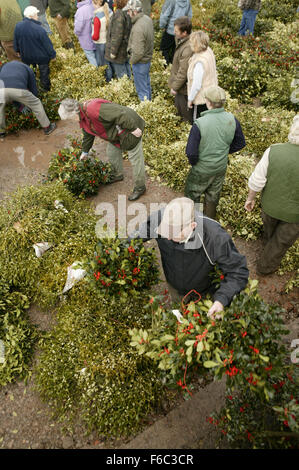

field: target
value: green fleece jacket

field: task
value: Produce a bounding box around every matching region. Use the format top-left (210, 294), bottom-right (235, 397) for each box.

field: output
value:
top-left (127, 13), bottom-right (154, 64)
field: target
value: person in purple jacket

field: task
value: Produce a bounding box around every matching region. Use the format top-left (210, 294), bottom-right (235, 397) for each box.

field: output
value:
top-left (74, 0), bottom-right (97, 66)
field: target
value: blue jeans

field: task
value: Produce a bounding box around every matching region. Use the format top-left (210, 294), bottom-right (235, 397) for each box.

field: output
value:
top-left (110, 61), bottom-right (131, 79)
top-left (83, 49), bottom-right (97, 67)
top-left (132, 62), bottom-right (151, 101)
top-left (94, 43), bottom-right (113, 81)
top-left (238, 10), bottom-right (258, 35)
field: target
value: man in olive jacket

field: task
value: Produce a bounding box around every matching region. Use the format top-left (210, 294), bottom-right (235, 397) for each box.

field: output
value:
top-left (168, 16), bottom-right (193, 123)
top-left (126, 0), bottom-right (154, 101)
top-left (245, 115), bottom-right (299, 274)
top-left (48, 0), bottom-right (73, 48)
top-left (58, 98), bottom-right (147, 201)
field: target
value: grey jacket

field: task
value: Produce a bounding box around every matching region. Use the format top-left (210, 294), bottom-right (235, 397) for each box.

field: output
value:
top-left (127, 13), bottom-right (154, 64)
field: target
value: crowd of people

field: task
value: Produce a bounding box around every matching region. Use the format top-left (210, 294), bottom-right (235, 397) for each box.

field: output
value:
top-left (0, 0), bottom-right (298, 313)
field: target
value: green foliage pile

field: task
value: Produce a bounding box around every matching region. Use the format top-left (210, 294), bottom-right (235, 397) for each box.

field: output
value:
top-left (129, 281), bottom-right (299, 448)
top-left (0, 182), bottom-right (98, 308)
top-left (0, 281), bottom-right (37, 387)
top-left (47, 138), bottom-right (112, 197)
top-left (34, 290), bottom-right (163, 436)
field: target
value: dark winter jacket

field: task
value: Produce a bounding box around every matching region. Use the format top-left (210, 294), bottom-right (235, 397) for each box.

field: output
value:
top-left (129, 209), bottom-right (249, 307)
top-left (48, 0), bottom-right (70, 18)
top-left (30, 0), bottom-right (49, 15)
top-left (168, 35), bottom-right (192, 95)
top-left (239, 0), bottom-right (261, 11)
top-left (0, 61), bottom-right (39, 96)
top-left (104, 9), bottom-right (131, 64)
top-left (13, 17), bottom-right (56, 64)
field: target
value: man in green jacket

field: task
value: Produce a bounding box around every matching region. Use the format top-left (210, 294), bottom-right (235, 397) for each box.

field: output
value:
top-left (0, 0), bottom-right (22, 60)
top-left (126, 0), bottom-right (154, 101)
top-left (168, 16), bottom-right (193, 123)
top-left (184, 85), bottom-right (246, 219)
top-left (245, 115), bottom-right (299, 274)
top-left (48, 0), bottom-right (73, 48)
top-left (58, 97), bottom-right (147, 201)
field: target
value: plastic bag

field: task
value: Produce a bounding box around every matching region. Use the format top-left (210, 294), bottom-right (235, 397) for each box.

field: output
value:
top-left (172, 309), bottom-right (183, 323)
top-left (62, 262), bottom-right (87, 294)
top-left (54, 200), bottom-right (69, 213)
top-left (33, 242), bottom-right (52, 257)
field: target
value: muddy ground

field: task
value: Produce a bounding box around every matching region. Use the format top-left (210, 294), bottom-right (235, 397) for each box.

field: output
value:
top-left (0, 120), bottom-right (298, 450)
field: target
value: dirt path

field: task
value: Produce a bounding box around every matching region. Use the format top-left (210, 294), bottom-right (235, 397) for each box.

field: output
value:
top-left (0, 123), bottom-right (298, 449)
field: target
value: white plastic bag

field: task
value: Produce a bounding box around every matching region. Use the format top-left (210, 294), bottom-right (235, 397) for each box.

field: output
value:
top-left (33, 242), bottom-right (52, 257)
top-left (172, 309), bottom-right (184, 323)
top-left (62, 262), bottom-right (87, 294)
top-left (54, 200), bottom-right (69, 213)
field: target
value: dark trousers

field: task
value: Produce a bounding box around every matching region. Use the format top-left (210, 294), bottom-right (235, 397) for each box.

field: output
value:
top-left (174, 94), bottom-right (193, 124)
top-left (31, 63), bottom-right (51, 91)
top-left (38, 63), bottom-right (51, 91)
top-left (160, 31), bottom-right (175, 65)
top-left (258, 211), bottom-right (299, 274)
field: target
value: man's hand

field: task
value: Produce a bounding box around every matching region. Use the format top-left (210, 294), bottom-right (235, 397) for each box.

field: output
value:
top-left (207, 301), bottom-right (224, 320)
top-left (131, 128), bottom-right (142, 138)
top-left (244, 199), bottom-right (255, 212)
top-left (188, 100), bottom-right (193, 109)
top-left (170, 88), bottom-right (177, 96)
top-left (110, 53), bottom-right (116, 59)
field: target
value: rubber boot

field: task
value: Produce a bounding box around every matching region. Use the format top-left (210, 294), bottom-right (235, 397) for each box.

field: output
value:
top-left (203, 200), bottom-right (217, 220)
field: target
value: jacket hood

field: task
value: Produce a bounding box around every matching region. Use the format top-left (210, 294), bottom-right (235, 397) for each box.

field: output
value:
top-left (77, 0), bottom-right (92, 8)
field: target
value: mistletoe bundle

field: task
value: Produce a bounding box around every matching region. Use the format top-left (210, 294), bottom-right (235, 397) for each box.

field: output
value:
top-left (129, 280), bottom-right (289, 401)
top-left (47, 139), bottom-right (112, 197)
top-left (0, 280), bottom-right (37, 387)
top-left (34, 289), bottom-right (164, 437)
top-left (84, 235), bottom-right (160, 301)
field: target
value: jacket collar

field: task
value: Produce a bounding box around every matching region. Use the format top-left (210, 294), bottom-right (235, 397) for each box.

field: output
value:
top-left (23, 17), bottom-right (42, 26)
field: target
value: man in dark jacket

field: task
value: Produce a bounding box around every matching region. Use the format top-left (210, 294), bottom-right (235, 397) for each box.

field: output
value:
top-left (168, 16), bottom-right (193, 123)
top-left (129, 197), bottom-right (249, 318)
top-left (58, 97), bottom-right (146, 201)
top-left (0, 61), bottom-right (56, 137)
top-left (13, 5), bottom-right (56, 91)
top-left (104, 0), bottom-right (132, 79)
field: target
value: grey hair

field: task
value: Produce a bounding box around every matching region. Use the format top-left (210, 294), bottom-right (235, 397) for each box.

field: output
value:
top-left (288, 114), bottom-right (299, 145)
top-left (58, 98), bottom-right (80, 120)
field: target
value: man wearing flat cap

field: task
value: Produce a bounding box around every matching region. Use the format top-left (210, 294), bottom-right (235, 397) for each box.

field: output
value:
top-left (184, 85), bottom-right (246, 219)
top-left (129, 197), bottom-right (249, 318)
